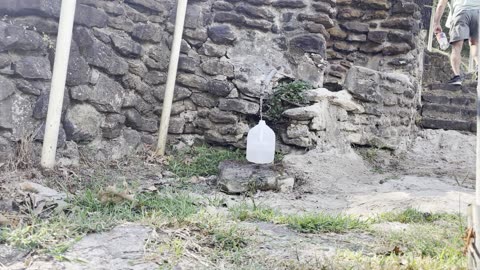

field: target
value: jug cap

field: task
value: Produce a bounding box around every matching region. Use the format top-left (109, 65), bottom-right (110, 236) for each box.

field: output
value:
top-left (259, 120), bottom-right (266, 125)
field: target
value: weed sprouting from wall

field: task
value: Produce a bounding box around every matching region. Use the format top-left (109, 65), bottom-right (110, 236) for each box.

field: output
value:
top-left (264, 80), bottom-right (312, 124)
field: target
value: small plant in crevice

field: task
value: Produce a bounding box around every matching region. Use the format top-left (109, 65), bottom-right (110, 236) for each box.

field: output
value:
top-left (264, 80), bottom-right (313, 124)
top-left (166, 145), bottom-right (245, 178)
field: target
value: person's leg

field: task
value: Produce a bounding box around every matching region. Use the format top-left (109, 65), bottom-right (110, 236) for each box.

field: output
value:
top-left (450, 40), bottom-right (464, 75)
top-left (448, 11), bottom-right (470, 84)
top-left (469, 10), bottom-right (479, 66)
top-left (470, 38), bottom-right (478, 66)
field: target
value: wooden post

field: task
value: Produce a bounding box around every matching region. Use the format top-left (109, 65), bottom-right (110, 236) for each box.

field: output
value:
top-left (468, 205), bottom-right (474, 269)
top-left (156, 0), bottom-right (188, 156)
top-left (427, 5), bottom-right (435, 52)
top-left (40, 0), bottom-right (77, 169)
top-left (472, 10), bottom-right (480, 270)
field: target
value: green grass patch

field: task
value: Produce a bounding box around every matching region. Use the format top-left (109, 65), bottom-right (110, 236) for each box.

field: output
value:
top-left (211, 225), bottom-right (248, 252)
top-left (285, 213), bottom-right (369, 233)
top-left (376, 222), bottom-right (467, 269)
top-left (333, 249), bottom-right (466, 270)
top-left (229, 204), bottom-right (369, 233)
top-left (0, 188), bottom-right (200, 254)
top-left (167, 145), bottom-right (245, 178)
top-left (379, 208), bottom-right (461, 224)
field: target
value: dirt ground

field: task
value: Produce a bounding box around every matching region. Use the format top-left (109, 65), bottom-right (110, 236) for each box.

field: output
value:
top-left (0, 129), bottom-right (475, 269)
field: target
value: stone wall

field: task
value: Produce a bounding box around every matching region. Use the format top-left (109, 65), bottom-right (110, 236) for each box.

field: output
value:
top-left (0, 0), bottom-right (426, 163)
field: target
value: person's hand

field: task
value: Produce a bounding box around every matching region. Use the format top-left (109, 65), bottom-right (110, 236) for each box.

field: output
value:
top-left (434, 23), bottom-right (442, 34)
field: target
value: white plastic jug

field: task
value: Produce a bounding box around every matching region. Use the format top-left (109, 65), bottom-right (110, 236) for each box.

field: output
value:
top-left (246, 120), bottom-right (275, 164)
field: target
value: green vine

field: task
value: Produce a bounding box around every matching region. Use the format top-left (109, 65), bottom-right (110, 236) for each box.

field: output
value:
top-left (265, 80), bottom-right (312, 123)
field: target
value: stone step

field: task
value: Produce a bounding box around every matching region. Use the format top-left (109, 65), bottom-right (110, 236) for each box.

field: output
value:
top-left (420, 82), bottom-right (477, 132)
top-left (422, 103), bottom-right (475, 118)
top-left (420, 117), bottom-right (474, 132)
top-left (425, 83), bottom-right (477, 94)
top-left (422, 93), bottom-right (476, 108)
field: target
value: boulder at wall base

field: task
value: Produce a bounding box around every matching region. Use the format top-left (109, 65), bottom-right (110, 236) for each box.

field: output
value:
top-left (217, 160), bottom-right (295, 194)
top-left (63, 104), bottom-right (103, 143)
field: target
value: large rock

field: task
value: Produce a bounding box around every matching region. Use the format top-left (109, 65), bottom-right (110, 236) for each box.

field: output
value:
top-left (14, 56), bottom-right (52, 79)
top-left (206, 80), bottom-right (234, 97)
top-left (218, 161), bottom-right (295, 194)
top-left (176, 73), bottom-right (207, 90)
top-left (101, 114), bottom-right (126, 139)
top-left (75, 4), bottom-right (108, 28)
top-left (191, 93), bottom-right (218, 108)
top-left (67, 42), bottom-right (90, 86)
top-left (71, 75), bottom-right (125, 113)
top-left (0, 0), bottom-right (61, 17)
top-left (0, 76), bottom-right (15, 101)
top-left (153, 85), bottom-right (192, 101)
top-left (209, 108), bottom-right (238, 124)
top-left (0, 96), bottom-right (13, 129)
top-left (13, 16), bottom-right (59, 34)
top-left (207, 25), bottom-right (237, 45)
top-left (64, 104), bottom-right (103, 142)
top-left (9, 94), bottom-right (38, 139)
top-left (283, 103), bottom-right (323, 120)
top-left (92, 75), bottom-right (125, 113)
top-left (341, 22), bottom-right (369, 33)
top-left (201, 59), bottom-right (235, 77)
top-left (32, 91), bottom-right (70, 119)
top-left (236, 3), bottom-right (275, 21)
top-left (178, 55), bottom-right (200, 73)
top-left (304, 88), bottom-right (365, 113)
top-left (344, 66), bottom-right (381, 103)
top-left (358, 0), bottom-right (391, 10)
top-left (218, 99), bottom-right (260, 115)
top-left (289, 34), bottom-right (326, 56)
top-left (75, 28), bottom-right (128, 75)
top-left (0, 22), bottom-right (45, 52)
top-left (168, 117), bottom-right (185, 134)
top-left (273, 0), bottom-right (307, 8)
top-left (62, 225), bottom-right (158, 270)
top-left (124, 0), bottom-right (168, 12)
top-left (132, 23), bottom-right (162, 43)
top-left (16, 80), bottom-right (48, 96)
top-left (124, 109), bottom-right (158, 133)
top-left (111, 35), bottom-right (143, 57)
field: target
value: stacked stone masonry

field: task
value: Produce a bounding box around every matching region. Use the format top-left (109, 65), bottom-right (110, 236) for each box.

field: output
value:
top-left (0, 0), bottom-right (425, 161)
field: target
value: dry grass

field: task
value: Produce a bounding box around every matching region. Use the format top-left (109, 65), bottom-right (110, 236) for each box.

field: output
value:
top-left (4, 133), bottom-right (37, 171)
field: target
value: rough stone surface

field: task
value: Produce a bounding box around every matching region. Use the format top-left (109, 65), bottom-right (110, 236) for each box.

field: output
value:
top-left (0, 22), bottom-right (45, 52)
top-left (218, 99), bottom-right (259, 115)
top-left (218, 160), bottom-right (294, 194)
top-left (75, 28), bottom-right (129, 75)
top-left (0, 76), bottom-right (15, 101)
top-left (0, 0), bottom-right (424, 156)
top-left (64, 104), bottom-right (103, 142)
top-left (14, 56), bottom-right (52, 79)
top-left (62, 225), bottom-right (158, 270)
top-left (90, 75), bottom-right (125, 113)
top-left (67, 43), bottom-right (91, 86)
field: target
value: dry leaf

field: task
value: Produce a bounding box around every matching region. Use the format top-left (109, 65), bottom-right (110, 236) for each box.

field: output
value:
top-left (392, 246), bottom-right (403, 255)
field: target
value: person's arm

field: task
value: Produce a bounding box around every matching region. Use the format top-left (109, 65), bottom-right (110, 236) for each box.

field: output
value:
top-left (433, 0), bottom-right (449, 34)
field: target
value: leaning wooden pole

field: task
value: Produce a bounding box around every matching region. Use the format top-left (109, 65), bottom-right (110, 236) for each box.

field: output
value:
top-left (471, 10), bottom-right (480, 269)
top-left (41, 0), bottom-right (77, 169)
top-left (156, 0), bottom-right (188, 156)
top-left (427, 5), bottom-right (434, 52)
